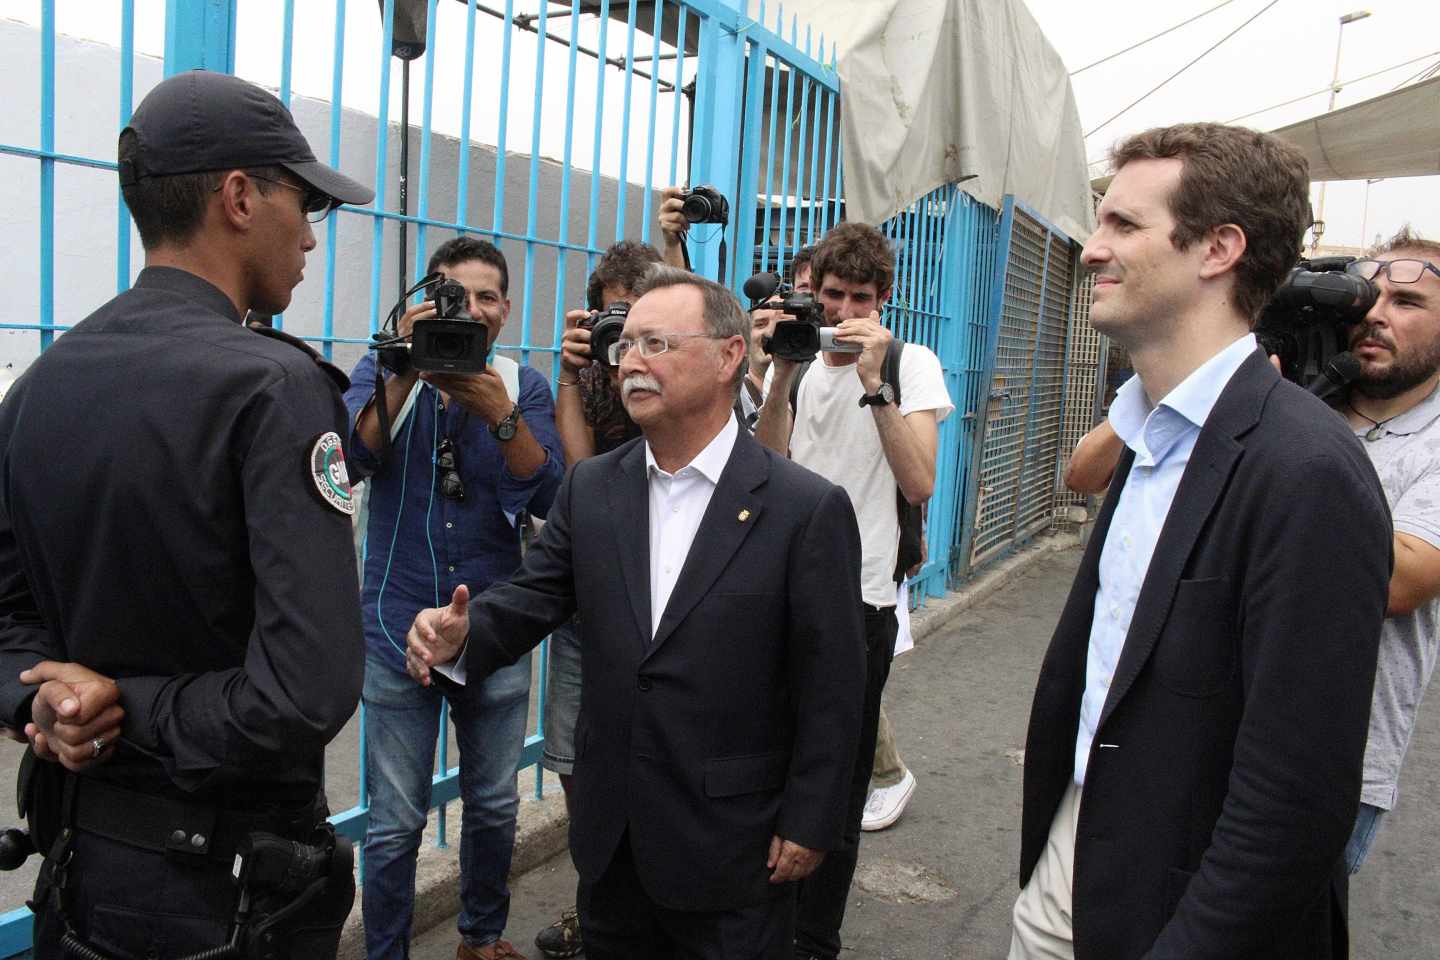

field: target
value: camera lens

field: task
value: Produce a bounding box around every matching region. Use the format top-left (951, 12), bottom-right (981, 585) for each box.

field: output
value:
top-left (431, 332), bottom-right (468, 360)
top-left (681, 194), bottom-right (712, 223)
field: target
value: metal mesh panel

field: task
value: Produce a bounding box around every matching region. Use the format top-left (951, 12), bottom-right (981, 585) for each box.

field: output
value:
top-left (1053, 268), bottom-right (1104, 518)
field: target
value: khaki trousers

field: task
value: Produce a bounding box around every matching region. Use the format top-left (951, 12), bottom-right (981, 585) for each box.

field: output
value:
top-left (1007, 781), bottom-right (1081, 960)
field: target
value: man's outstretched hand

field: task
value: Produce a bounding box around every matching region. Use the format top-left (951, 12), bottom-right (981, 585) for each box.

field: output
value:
top-left (20, 661), bottom-right (123, 772)
top-left (406, 585), bottom-right (471, 686)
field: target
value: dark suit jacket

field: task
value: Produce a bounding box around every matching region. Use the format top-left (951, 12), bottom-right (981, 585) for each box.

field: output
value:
top-left (1020, 351), bottom-right (1392, 959)
top-left (459, 429), bottom-right (866, 911)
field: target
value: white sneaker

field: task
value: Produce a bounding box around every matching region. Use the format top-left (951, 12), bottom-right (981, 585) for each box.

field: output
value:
top-left (861, 768), bottom-right (916, 831)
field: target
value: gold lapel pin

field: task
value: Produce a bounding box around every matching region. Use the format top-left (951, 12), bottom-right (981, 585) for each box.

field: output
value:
top-left (737, 509), bottom-right (751, 522)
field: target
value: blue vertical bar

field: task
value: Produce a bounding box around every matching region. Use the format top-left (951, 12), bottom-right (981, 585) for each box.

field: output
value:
top-left (39, 0), bottom-right (55, 350)
top-left (585, 0), bottom-right (612, 264)
top-left (411, 0), bottom-right (441, 287)
top-left (279, 0), bottom-right (296, 106)
top-left (789, 75), bottom-right (809, 259)
top-left (164, 0), bottom-right (237, 75)
top-left (817, 56), bottom-right (836, 236)
top-left (759, 45), bottom-right (781, 273)
top-left (518, 2), bottom-right (551, 365)
top-left (116, 0), bottom-right (136, 294)
top-left (492, 0), bottom-right (516, 235)
top-left (774, 44), bottom-right (796, 278)
top-left (322, 0), bottom-right (348, 359)
top-left (732, 35), bottom-right (768, 287)
top-left (688, 0), bottom-right (746, 282)
top-left (455, 0), bottom-right (479, 225)
top-left (615, 0), bottom-right (640, 241)
top-left (803, 38), bottom-right (824, 247)
top-left (666, 7), bottom-right (688, 190)
top-left (368, 0), bottom-right (398, 333)
top-left (551, 0), bottom-right (583, 380)
top-left (639, 0), bottom-right (665, 242)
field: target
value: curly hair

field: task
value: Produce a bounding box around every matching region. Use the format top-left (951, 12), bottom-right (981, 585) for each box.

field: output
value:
top-left (809, 222), bottom-right (894, 295)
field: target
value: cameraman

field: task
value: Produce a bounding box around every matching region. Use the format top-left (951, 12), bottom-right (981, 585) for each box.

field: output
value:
top-left (754, 223), bottom-right (952, 960)
top-left (1339, 228), bottom-right (1440, 874)
top-left (345, 237), bottom-right (564, 960)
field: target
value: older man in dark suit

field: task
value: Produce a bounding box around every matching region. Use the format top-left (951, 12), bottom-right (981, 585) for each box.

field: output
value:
top-left (406, 265), bottom-right (866, 960)
top-left (1010, 124), bottom-right (1392, 960)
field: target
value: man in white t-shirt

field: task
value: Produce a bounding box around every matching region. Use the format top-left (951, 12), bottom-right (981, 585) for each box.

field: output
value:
top-left (755, 222), bottom-right (953, 960)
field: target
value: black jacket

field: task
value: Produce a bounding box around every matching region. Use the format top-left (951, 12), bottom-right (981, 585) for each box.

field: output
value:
top-left (1020, 351), bottom-right (1392, 959)
top-left (0, 267), bottom-right (364, 807)
top-left (460, 429), bottom-right (867, 911)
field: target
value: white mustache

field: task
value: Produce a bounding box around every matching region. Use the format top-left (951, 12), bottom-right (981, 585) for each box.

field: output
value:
top-left (621, 375), bottom-right (662, 402)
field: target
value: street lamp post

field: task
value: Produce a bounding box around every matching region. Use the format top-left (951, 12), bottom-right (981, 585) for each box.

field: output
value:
top-left (1310, 9), bottom-right (1372, 253)
top-left (1360, 177), bottom-right (1385, 249)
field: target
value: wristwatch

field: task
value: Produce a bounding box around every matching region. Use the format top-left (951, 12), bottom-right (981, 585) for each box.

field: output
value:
top-left (490, 404), bottom-right (521, 441)
top-left (859, 383), bottom-right (896, 408)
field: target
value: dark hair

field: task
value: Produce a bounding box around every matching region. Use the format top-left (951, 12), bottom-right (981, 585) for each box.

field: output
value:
top-left (790, 244), bottom-right (816, 283)
top-left (1110, 123), bottom-right (1311, 321)
top-left (809, 223), bottom-right (894, 295)
top-left (587, 240), bottom-right (662, 310)
top-left (427, 236), bottom-right (510, 296)
top-left (118, 128), bottom-right (286, 250)
top-left (1368, 225), bottom-right (1440, 262)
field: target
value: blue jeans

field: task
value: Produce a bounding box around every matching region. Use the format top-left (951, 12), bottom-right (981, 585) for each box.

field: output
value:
top-left (361, 650), bottom-right (532, 959)
top-left (1344, 802), bottom-right (1386, 875)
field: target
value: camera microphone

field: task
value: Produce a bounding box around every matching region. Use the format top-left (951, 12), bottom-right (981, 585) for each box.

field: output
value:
top-left (743, 272), bottom-right (782, 306)
top-left (1306, 351), bottom-right (1361, 402)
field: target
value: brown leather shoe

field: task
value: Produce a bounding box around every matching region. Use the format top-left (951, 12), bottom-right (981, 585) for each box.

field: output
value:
top-left (456, 938), bottom-right (529, 960)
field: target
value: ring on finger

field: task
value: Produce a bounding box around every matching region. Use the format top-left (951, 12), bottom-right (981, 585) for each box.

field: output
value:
top-left (91, 736), bottom-right (106, 759)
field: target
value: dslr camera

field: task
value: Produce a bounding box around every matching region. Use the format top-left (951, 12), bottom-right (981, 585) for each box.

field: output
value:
top-left (582, 301), bottom-right (630, 370)
top-left (1256, 257), bottom-right (1377, 388)
top-left (680, 185), bottom-right (730, 225)
top-left (743, 270), bottom-right (858, 362)
top-left (375, 276), bottom-right (489, 376)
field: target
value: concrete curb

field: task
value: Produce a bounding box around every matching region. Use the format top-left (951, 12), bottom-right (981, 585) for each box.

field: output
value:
top-left (337, 529), bottom-right (1080, 958)
top-left (907, 529), bottom-right (1081, 648)
top-left (337, 774), bottom-right (571, 960)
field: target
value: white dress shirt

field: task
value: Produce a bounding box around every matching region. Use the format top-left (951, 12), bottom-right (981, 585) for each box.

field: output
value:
top-left (1073, 334), bottom-right (1257, 786)
top-left (646, 415), bottom-right (740, 637)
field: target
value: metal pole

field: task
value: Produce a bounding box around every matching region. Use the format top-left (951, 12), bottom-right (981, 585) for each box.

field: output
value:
top-left (1311, 10), bottom-right (1371, 253)
top-left (399, 58), bottom-right (411, 299)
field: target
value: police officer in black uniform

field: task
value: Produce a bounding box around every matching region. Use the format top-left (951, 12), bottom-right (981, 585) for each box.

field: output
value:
top-left (0, 69), bottom-right (374, 959)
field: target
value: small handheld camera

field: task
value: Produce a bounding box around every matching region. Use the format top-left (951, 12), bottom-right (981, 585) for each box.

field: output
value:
top-left (582, 301), bottom-right (630, 370)
top-left (680, 185), bottom-right (729, 226)
top-left (372, 274), bottom-right (490, 376)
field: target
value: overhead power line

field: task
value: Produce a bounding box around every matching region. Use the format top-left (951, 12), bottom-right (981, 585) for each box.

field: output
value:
top-left (1392, 56), bottom-right (1440, 90)
top-left (1069, 0), bottom-right (1239, 76)
top-left (1222, 51), bottom-right (1440, 124)
top-left (1084, 0), bottom-right (1281, 140)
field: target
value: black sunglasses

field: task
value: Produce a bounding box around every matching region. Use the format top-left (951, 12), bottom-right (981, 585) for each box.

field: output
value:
top-left (436, 437), bottom-right (465, 502)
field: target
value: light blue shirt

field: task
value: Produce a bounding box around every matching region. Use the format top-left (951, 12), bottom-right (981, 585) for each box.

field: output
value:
top-left (1073, 334), bottom-right (1258, 786)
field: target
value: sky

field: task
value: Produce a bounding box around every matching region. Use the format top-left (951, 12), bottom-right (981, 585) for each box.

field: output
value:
top-left (1019, 0), bottom-right (1440, 250)
top-left (2, 0), bottom-right (1437, 250)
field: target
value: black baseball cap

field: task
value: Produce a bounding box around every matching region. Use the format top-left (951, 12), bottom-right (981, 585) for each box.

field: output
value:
top-left (118, 70), bottom-right (374, 207)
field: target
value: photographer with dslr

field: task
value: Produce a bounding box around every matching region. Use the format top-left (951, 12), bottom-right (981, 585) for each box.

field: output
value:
top-left (754, 223), bottom-right (952, 960)
top-left (345, 237), bottom-right (564, 960)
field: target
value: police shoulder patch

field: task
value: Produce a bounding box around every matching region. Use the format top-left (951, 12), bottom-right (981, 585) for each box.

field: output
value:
top-left (308, 431), bottom-right (355, 516)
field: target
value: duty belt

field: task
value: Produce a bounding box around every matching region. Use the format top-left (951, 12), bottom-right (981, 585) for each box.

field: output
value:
top-left (70, 778), bottom-right (321, 864)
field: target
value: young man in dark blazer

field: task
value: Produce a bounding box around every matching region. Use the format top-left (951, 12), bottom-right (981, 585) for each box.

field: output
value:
top-left (1009, 123), bottom-right (1393, 960)
top-left (405, 265), bottom-right (867, 960)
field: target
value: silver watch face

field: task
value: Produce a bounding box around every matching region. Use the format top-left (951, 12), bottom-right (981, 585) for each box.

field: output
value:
top-left (495, 420), bottom-right (517, 440)
top-left (879, 383), bottom-right (896, 404)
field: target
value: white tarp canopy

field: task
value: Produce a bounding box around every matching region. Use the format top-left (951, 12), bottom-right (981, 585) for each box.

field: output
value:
top-left (772, 0), bottom-right (1095, 241)
top-left (1269, 75), bottom-right (1440, 182)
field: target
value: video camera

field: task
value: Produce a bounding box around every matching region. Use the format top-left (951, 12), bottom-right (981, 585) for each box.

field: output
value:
top-left (743, 270), bottom-right (859, 362)
top-left (372, 273), bottom-right (490, 376)
top-left (581, 301), bottom-right (630, 371)
top-left (1256, 256), bottom-right (1377, 390)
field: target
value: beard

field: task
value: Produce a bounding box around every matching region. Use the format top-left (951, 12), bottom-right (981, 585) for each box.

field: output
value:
top-left (1351, 327), bottom-right (1440, 400)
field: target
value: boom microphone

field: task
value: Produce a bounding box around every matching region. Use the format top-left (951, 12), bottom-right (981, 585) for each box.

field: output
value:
top-left (1306, 351), bottom-right (1361, 403)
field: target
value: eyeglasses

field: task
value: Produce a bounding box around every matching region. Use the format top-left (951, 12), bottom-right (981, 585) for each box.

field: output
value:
top-left (1346, 258), bottom-right (1440, 285)
top-left (607, 332), bottom-right (726, 366)
top-left (242, 173), bottom-right (336, 223)
top-left (436, 437), bottom-right (465, 502)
